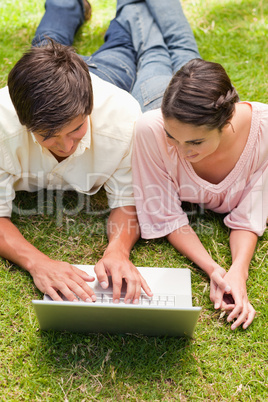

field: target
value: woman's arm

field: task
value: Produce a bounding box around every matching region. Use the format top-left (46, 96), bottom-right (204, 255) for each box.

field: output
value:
top-left (221, 229), bottom-right (257, 330)
top-left (167, 225), bottom-right (231, 307)
top-left (167, 225), bottom-right (257, 330)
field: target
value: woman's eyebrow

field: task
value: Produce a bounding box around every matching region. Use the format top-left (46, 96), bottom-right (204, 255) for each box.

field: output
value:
top-left (185, 138), bottom-right (205, 144)
top-left (164, 127), bottom-right (205, 143)
top-left (164, 128), bottom-right (174, 139)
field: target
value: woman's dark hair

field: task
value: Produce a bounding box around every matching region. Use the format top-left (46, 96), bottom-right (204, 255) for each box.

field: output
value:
top-left (8, 39), bottom-right (93, 139)
top-left (161, 58), bottom-right (239, 131)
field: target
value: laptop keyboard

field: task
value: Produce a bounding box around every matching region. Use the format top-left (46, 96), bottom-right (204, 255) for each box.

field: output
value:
top-left (53, 292), bottom-right (176, 306)
top-left (93, 293), bottom-right (176, 307)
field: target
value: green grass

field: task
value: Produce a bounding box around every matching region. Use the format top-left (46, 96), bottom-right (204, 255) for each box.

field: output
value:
top-left (0, 0), bottom-right (268, 400)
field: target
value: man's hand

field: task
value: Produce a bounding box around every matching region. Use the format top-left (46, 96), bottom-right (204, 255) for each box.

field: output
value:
top-left (29, 258), bottom-right (96, 302)
top-left (94, 250), bottom-right (153, 304)
top-left (0, 217), bottom-right (95, 302)
top-left (95, 205), bottom-right (152, 304)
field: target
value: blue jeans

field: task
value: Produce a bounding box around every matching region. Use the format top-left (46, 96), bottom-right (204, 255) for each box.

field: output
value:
top-left (32, 0), bottom-right (137, 94)
top-left (32, 0), bottom-right (200, 111)
top-left (116, 0), bottom-right (200, 72)
top-left (116, 0), bottom-right (200, 109)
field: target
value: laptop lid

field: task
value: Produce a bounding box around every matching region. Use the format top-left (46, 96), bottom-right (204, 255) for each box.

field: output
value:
top-left (32, 266), bottom-right (201, 337)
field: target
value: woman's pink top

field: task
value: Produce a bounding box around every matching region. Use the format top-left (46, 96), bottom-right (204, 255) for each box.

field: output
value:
top-left (132, 102), bottom-right (268, 239)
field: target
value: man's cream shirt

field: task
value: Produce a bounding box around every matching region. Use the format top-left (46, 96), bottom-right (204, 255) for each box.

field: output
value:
top-left (0, 73), bottom-right (142, 217)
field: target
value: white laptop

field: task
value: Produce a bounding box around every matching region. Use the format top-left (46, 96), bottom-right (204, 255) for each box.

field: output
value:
top-left (32, 265), bottom-right (201, 337)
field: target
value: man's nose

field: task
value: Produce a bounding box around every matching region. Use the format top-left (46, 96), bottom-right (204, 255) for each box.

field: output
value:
top-left (57, 137), bottom-right (73, 152)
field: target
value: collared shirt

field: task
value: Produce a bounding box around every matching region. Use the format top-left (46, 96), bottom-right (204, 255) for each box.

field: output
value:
top-left (0, 73), bottom-right (142, 217)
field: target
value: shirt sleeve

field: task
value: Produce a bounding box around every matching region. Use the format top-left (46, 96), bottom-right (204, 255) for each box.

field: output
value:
top-left (224, 164), bottom-right (268, 236)
top-left (132, 114), bottom-right (189, 239)
top-left (0, 169), bottom-right (16, 217)
top-left (104, 135), bottom-right (135, 209)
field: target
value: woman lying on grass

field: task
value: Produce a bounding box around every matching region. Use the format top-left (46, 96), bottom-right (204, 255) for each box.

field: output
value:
top-left (132, 58), bottom-right (268, 330)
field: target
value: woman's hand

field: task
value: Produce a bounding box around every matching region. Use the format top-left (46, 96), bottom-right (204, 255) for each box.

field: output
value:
top-left (220, 266), bottom-right (256, 330)
top-left (209, 265), bottom-right (231, 308)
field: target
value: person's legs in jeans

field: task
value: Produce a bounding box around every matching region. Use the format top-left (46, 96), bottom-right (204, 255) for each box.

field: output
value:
top-left (32, 0), bottom-right (85, 46)
top-left (145, 0), bottom-right (201, 72)
top-left (32, 0), bottom-right (137, 92)
top-left (116, 0), bottom-right (201, 74)
top-left (85, 20), bottom-right (137, 92)
top-left (116, 1), bottom-right (173, 111)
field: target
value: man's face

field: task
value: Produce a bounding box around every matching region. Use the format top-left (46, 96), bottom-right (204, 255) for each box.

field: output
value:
top-left (34, 115), bottom-right (89, 159)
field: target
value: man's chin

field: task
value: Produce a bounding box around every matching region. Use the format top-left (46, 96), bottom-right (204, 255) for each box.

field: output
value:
top-left (51, 148), bottom-right (76, 158)
top-left (50, 150), bottom-right (75, 160)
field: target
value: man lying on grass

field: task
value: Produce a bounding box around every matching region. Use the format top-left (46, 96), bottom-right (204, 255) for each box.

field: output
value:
top-left (0, 0), bottom-right (201, 305)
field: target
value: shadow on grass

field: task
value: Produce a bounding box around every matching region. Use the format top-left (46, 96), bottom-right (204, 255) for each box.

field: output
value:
top-left (35, 330), bottom-right (194, 389)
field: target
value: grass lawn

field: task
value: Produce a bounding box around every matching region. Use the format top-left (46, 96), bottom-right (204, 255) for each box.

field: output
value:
top-left (0, 0), bottom-right (268, 401)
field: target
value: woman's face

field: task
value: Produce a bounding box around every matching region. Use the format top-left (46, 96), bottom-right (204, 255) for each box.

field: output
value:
top-left (163, 118), bottom-right (222, 163)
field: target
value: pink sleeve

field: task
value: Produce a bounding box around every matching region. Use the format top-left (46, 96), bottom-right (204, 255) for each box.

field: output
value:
top-left (224, 164), bottom-right (268, 236)
top-left (132, 113), bottom-right (189, 239)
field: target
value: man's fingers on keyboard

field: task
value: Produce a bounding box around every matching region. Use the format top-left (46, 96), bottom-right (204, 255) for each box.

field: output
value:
top-left (140, 275), bottom-right (153, 297)
top-left (50, 284), bottom-right (79, 302)
top-left (47, 287), bottom-right (65, 302)
top-left (70, 282), bottom-right (97, 302)
top-left (132, 280), bottom-right (142, 304)
top-left (51, 276), bottom-right (96, 302)
top-left (122, 277), bottom-right (138, 304)
top-left (94, 262), bottom-right (109, 289)
top-left (72, 266), bottom-right (95, 282)
top-left (111, 278), bottom-right (122, 304)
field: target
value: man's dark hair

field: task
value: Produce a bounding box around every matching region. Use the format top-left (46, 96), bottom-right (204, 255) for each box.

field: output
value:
top-left (162, 58), bottom-right (239, 131)
top-left (8, 39), bottom-right (93, 139)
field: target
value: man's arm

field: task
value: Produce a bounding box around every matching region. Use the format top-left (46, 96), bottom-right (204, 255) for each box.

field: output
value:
top-left (94, 205), bottom-right (153, 303)
top-left (0, 217), bottom-right (96, 301)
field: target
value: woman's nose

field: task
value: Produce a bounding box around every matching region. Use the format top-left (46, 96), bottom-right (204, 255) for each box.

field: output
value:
top-left (179, 144), bottom-right (191, 157)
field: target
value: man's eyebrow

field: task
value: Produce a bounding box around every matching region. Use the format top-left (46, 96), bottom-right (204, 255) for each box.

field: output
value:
top-left (67, 122), bottom-right (84, 134)
top-left (50, 121), bottom-right (85, 138)
top-left (40, 121), bottom-right (86, 141)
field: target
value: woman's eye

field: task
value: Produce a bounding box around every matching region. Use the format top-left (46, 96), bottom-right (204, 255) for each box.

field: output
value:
top-left (166, 133), bottom-right (174, 139)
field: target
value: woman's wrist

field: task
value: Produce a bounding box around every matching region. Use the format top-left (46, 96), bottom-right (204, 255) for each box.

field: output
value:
top-left (204, 262), bottom-right (225, 279)
top-left (228, 262), bottom-right (249, 281)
